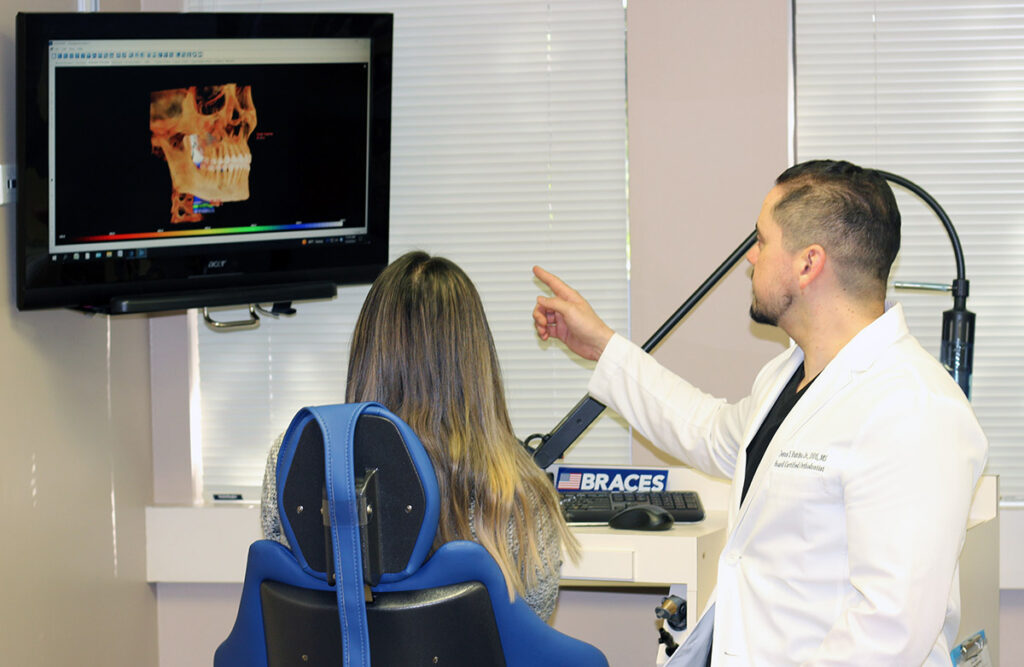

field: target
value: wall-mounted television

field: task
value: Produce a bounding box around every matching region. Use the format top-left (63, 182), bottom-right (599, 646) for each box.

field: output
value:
top-left (16, 12), bottom-right (392, 314)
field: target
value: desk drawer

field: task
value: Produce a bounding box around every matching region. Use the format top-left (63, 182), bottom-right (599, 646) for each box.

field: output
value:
top-left (561, 549), bottom-right (636, 581)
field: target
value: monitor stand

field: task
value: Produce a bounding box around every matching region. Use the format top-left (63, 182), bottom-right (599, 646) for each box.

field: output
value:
top-left (104, 281), bottom-right (338, 317)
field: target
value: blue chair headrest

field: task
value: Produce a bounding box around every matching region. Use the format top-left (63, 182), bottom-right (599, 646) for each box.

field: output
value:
top-left (274, 403), bottom-right (441, 585)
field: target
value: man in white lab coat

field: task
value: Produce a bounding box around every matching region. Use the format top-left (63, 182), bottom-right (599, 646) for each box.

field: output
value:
top-left (532, 160), bottom-right (988, 666)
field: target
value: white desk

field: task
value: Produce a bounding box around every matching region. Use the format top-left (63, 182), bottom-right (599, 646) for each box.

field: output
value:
top-left (559, 512), bottom-right (726, 638)
top-left (145, 507), bottom-right (725, 577)
top-left (147, 464), bottom-right (731, 656)
top-left (145, 507), bottom-right (725, 586)
top-left (145, 474), bottom-right (997, 665)
top-left (148, 464), bottom-right (731, 592)
top-left (148, 462), bottom-right (730, 652)
top-left (145, 500), bottom-right (725, 667)
top-left (145, 502), bottom-right (725, 663)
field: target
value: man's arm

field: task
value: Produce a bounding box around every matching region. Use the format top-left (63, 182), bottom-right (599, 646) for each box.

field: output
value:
top-left (590, 333), bottom-right (750, 479)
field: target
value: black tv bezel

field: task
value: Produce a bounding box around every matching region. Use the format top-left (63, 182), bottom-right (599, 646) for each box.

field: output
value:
top-left (15, 12), bottom-right (392, 314)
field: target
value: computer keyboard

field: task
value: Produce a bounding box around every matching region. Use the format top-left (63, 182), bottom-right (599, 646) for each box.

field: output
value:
top-left (559, 490), bottom-right (705, 524)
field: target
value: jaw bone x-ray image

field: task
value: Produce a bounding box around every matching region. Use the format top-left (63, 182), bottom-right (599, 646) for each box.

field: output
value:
top-left (150, 83), bottom-right (257, 223)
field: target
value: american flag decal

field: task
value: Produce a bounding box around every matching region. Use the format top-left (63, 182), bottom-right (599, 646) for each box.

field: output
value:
top-left (557, 472), bottom-right (582, 490)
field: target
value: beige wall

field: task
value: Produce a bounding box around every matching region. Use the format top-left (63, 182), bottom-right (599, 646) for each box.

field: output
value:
top-left (626, 0), bottom-right (792, 466)
top-left (0, 1), bottom-right (158, 665)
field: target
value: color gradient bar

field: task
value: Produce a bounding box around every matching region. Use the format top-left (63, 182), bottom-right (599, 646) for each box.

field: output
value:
top-left (73, 221), bottom-right (340, 243)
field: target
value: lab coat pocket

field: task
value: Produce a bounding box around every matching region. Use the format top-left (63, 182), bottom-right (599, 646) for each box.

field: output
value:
top-left (745, 471), bottom-right (825, 557)
top-left (756, 452), bottom-right (845, 576)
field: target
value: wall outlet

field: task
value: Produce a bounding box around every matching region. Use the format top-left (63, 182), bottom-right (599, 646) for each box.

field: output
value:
top-left (0, 164), bottom-right (16, 206)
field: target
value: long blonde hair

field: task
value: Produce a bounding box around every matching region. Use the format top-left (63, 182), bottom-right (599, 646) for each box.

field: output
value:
top-left (346, 251), bottom-right (579, 599)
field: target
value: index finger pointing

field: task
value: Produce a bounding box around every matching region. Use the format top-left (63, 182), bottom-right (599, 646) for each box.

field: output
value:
top-left (532, 265), bottom-right (576, 300)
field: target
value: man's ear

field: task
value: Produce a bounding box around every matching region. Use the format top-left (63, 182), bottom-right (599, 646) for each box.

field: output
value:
top-left (795, 244), bottom-right (826, 289)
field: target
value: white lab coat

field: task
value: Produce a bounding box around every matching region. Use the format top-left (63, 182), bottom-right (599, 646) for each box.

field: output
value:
top-left (588, 304), bottom-right (987, 666)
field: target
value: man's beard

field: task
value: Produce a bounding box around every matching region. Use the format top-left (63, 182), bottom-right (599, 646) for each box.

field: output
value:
top-left (749, 292), bottom-right (792, 327)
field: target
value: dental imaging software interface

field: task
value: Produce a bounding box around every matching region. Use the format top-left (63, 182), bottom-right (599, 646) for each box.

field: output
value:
top-left (47, 36), bottom-right (373, 260)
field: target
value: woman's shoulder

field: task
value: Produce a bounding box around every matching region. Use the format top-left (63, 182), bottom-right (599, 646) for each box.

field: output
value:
top-left (261, 432), bottom-right (289, 547)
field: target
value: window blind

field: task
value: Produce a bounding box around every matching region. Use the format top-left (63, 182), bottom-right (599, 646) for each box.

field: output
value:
top-left (794, 0), bottom-right (1024, 503)
top-left (187, 0), bottom-right (630, 499)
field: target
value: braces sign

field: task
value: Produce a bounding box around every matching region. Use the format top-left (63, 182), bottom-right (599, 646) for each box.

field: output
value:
top-left (556, 467), bottom-right (669, 493)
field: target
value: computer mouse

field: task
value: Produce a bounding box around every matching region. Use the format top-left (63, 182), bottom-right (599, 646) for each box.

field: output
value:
top-left (607, 504), bottom-right (675, 531)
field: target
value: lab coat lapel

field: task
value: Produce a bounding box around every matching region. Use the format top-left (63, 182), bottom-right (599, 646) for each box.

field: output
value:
top-left (729, 304), bottom-right (907, 532)
top-left (728, 349), bottom-right (805, 526)
top-left (745, 365), bottom-right (853, 505)
top-left (730, 350), bottom-right (857, 531)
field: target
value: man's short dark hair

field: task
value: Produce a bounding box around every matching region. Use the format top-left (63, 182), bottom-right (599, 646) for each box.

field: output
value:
top-left (774, 159), bottom-right (901, 299)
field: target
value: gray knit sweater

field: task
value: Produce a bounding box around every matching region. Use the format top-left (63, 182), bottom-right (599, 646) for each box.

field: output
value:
top-left (260, 433), bottom-right (563, 621)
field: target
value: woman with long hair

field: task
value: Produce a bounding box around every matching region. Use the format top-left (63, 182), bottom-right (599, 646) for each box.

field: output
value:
top-left (262, 250), bottom-right (579, 621)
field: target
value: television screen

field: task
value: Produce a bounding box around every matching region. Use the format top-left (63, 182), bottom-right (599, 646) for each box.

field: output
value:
top-left (16, 12), bottom-right (392, 314)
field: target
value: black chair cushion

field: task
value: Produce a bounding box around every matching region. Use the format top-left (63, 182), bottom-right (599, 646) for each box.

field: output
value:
top-left (260, 579), bottom-right (506, 666)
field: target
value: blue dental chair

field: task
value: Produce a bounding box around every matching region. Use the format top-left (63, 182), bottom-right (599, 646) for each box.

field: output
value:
top-left (214, 402), bottom-right (608, 667)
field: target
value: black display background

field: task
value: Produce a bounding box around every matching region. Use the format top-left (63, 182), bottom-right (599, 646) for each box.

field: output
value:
top-left (54, 62), bottom-right (369, 239)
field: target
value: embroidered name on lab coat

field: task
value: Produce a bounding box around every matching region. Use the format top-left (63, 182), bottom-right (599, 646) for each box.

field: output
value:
top-left (774, 449), bottom-right (829, 473)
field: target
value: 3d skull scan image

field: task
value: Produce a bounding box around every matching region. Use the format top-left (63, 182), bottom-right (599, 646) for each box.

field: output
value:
top-left (149, 84), bottom-right (257, 223)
